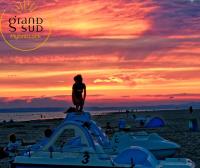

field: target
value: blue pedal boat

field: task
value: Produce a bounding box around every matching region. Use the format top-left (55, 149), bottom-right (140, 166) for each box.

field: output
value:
top-left (12, 112), bottom-right (195, 168)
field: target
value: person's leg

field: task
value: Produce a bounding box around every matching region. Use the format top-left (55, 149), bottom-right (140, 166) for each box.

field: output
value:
top-left (75, 105), bottom-right (79, 112)
top-left (79, 104), bottom-right (83, 112)
top-left (79, 98), bottom-right (85, 112)
top-left (75, 104), bottom-right (82, 112)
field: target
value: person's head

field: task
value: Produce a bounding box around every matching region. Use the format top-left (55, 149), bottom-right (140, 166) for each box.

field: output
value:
top-left (9, 134), bottom-right (16, 143)
top-left (44, 128), bottom-right (52, 138)
top-left (74, 74), bottom-right (83, 83)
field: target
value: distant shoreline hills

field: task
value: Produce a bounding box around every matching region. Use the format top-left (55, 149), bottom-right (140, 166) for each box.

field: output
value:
top-left (0, 103), bottom-right (199, 113)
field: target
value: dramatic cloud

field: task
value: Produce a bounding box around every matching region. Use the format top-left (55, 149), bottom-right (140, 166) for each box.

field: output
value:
top-left (0, 0), bottom-right (200, 107)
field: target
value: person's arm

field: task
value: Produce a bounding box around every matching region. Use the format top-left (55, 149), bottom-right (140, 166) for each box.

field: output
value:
top-left (72, 89), bottom-right (75, 100)
top-left (83, 84), bottom-right (86, 101)
top-left (72, 84), bottom-right (77, 102)
top-left (72, 89), bottom-right (75, 99)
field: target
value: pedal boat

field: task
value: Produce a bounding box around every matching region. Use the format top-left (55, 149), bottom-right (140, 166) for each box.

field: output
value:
top-left (12, 112), bottom-right (195, 168)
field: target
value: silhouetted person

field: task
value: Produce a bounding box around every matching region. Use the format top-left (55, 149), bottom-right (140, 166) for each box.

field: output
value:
top-left (72, 75), bottom-right (86, 112)
top-left (0, 147), bottom-right (8, 159)
top-left (44, 128), bottom-right (53, 138)
top-left (4, 134), bottom-right (22, 155)
top-left (189, 106), bottom-right (193, 114)
top-left (126, 109), bottom-right (130, 118)
top-left (105, 122), bottom-right (114, 135)
top-left (30, 128), bottom-right (53, 151)
top-left (140, 120), bottom-right (145, 127)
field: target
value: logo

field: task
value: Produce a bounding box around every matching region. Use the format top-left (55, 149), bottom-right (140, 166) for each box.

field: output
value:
top-left (0, 0), bottom-right (51, 51)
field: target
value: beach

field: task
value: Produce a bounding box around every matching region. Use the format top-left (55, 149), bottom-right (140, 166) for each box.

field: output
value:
top-left (0, 109), bottom-right (200, 167)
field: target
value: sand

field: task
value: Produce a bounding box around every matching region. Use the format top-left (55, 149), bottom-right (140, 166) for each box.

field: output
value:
top-left (0, 109), bottom-right (200, 167)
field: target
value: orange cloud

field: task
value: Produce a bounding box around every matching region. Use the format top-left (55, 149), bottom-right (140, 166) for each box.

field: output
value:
top-left (94, 76), bottom-right (123, 84)
top-left (34, 0), bottom-right (156, 38)
top-left (0, 0), bottom-right (200, 107)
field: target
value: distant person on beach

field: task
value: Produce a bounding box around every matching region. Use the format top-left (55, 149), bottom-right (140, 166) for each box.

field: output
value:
top-left (105, 122), bottom-right (114, 135)
top-left (44, 128), bottom-right (53, 138)
top-left (126, 109), bottom-right (130, 118)
top-left (72, 74), bottom-right (86, 112)
top-left (189, 106), bottom-right (193, 114)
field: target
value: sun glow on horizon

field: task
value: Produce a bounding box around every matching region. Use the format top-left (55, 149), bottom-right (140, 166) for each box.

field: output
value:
top-left (0, 0), bottom-right (200, 106)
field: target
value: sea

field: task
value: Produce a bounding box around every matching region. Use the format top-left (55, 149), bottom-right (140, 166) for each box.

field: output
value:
top-left (0, 107), bottom-right (119, 122)
top-left (0, 103), bottom-right (199, 122)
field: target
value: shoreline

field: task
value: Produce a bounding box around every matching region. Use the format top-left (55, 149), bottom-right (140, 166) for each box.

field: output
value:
top-left (0, 108), bottom-right (199, 123)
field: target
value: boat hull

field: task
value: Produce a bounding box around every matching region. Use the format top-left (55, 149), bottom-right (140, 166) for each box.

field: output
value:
top-left (12, 163), bottom-right (114, 168)
top-left (151, 149), bottom-right (177, 159)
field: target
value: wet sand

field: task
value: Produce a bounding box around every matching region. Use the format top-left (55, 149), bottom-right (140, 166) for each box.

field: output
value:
top-left (0, 109), bottom-right (200, 167)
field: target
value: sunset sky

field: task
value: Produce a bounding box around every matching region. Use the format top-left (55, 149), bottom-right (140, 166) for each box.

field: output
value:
top-left (0, 0), bottom-right (200, 108)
